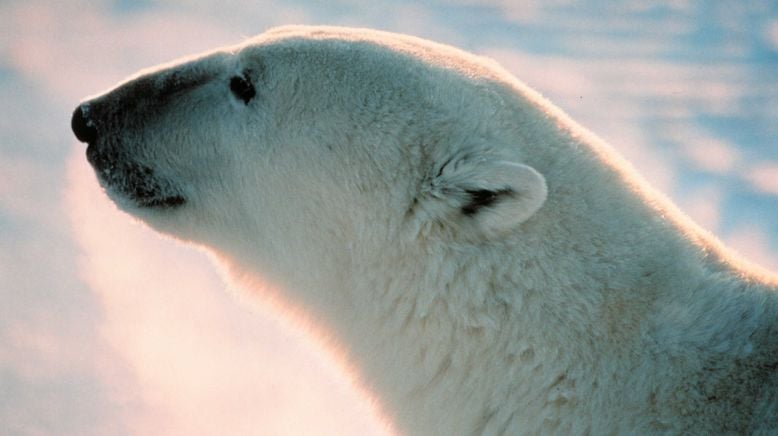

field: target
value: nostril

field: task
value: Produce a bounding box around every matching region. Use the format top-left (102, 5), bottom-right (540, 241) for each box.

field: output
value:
top-left (71, 104), bottom-right (98, 144)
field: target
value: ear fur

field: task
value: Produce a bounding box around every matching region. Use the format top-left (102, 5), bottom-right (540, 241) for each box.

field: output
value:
top-left (416, 154), bottom-right (547, 240)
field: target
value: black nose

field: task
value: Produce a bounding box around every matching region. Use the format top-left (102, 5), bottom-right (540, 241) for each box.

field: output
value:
top-left (71, 104), bottom-right (98, 144)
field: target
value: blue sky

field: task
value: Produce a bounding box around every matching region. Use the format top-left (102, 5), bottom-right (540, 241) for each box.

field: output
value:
top-left (1, 1), bottom-right (777, 434)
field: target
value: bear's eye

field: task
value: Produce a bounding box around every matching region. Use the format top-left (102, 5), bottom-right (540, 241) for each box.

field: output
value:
top-left (229, 74), bottom-right (256, 104)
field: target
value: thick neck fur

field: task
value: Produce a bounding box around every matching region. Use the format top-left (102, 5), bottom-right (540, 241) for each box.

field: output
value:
top-left (359, 159), bottom-right (776, 433)
top-left (222, 160), bottom-right (776, 435)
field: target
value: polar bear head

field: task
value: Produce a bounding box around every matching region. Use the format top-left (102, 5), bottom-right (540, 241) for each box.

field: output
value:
top-left (71, 26), bottom-right (548, 293)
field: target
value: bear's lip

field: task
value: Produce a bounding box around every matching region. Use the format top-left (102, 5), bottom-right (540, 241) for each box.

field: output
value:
top-left (86, 143), bottom-right (186, 209)
top-left (136, 195), bottom-right (186, 208)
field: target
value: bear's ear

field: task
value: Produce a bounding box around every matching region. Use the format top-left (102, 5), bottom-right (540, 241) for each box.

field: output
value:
top-left (414, 154), bottom-right (547, 240)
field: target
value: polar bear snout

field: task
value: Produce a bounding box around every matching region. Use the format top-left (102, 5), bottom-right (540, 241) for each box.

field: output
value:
top-left (71, 104), bottom-right (98, 145)
top-left (71, 97), bottom-right (187, 209)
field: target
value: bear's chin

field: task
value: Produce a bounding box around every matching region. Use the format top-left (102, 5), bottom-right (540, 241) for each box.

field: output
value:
top-left (87, 146), bottom-right (186, 210)
top-left (102, 182), bottom-right (186, 211)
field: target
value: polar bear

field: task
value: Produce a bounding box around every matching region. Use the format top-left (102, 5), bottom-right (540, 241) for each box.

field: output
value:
top-left (71, 26), bottom-right (777, 434)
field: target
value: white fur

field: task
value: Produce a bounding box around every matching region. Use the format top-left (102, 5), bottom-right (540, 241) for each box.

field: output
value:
top-left (79, 26), bottom-right (778, 435)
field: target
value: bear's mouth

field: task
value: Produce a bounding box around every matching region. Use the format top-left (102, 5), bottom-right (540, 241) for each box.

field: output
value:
top-left (87, 144), bottom-right (186, 209)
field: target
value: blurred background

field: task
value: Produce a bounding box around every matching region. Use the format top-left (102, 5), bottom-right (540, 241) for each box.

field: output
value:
top-left (1, 1), bottom-right (777, 435)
